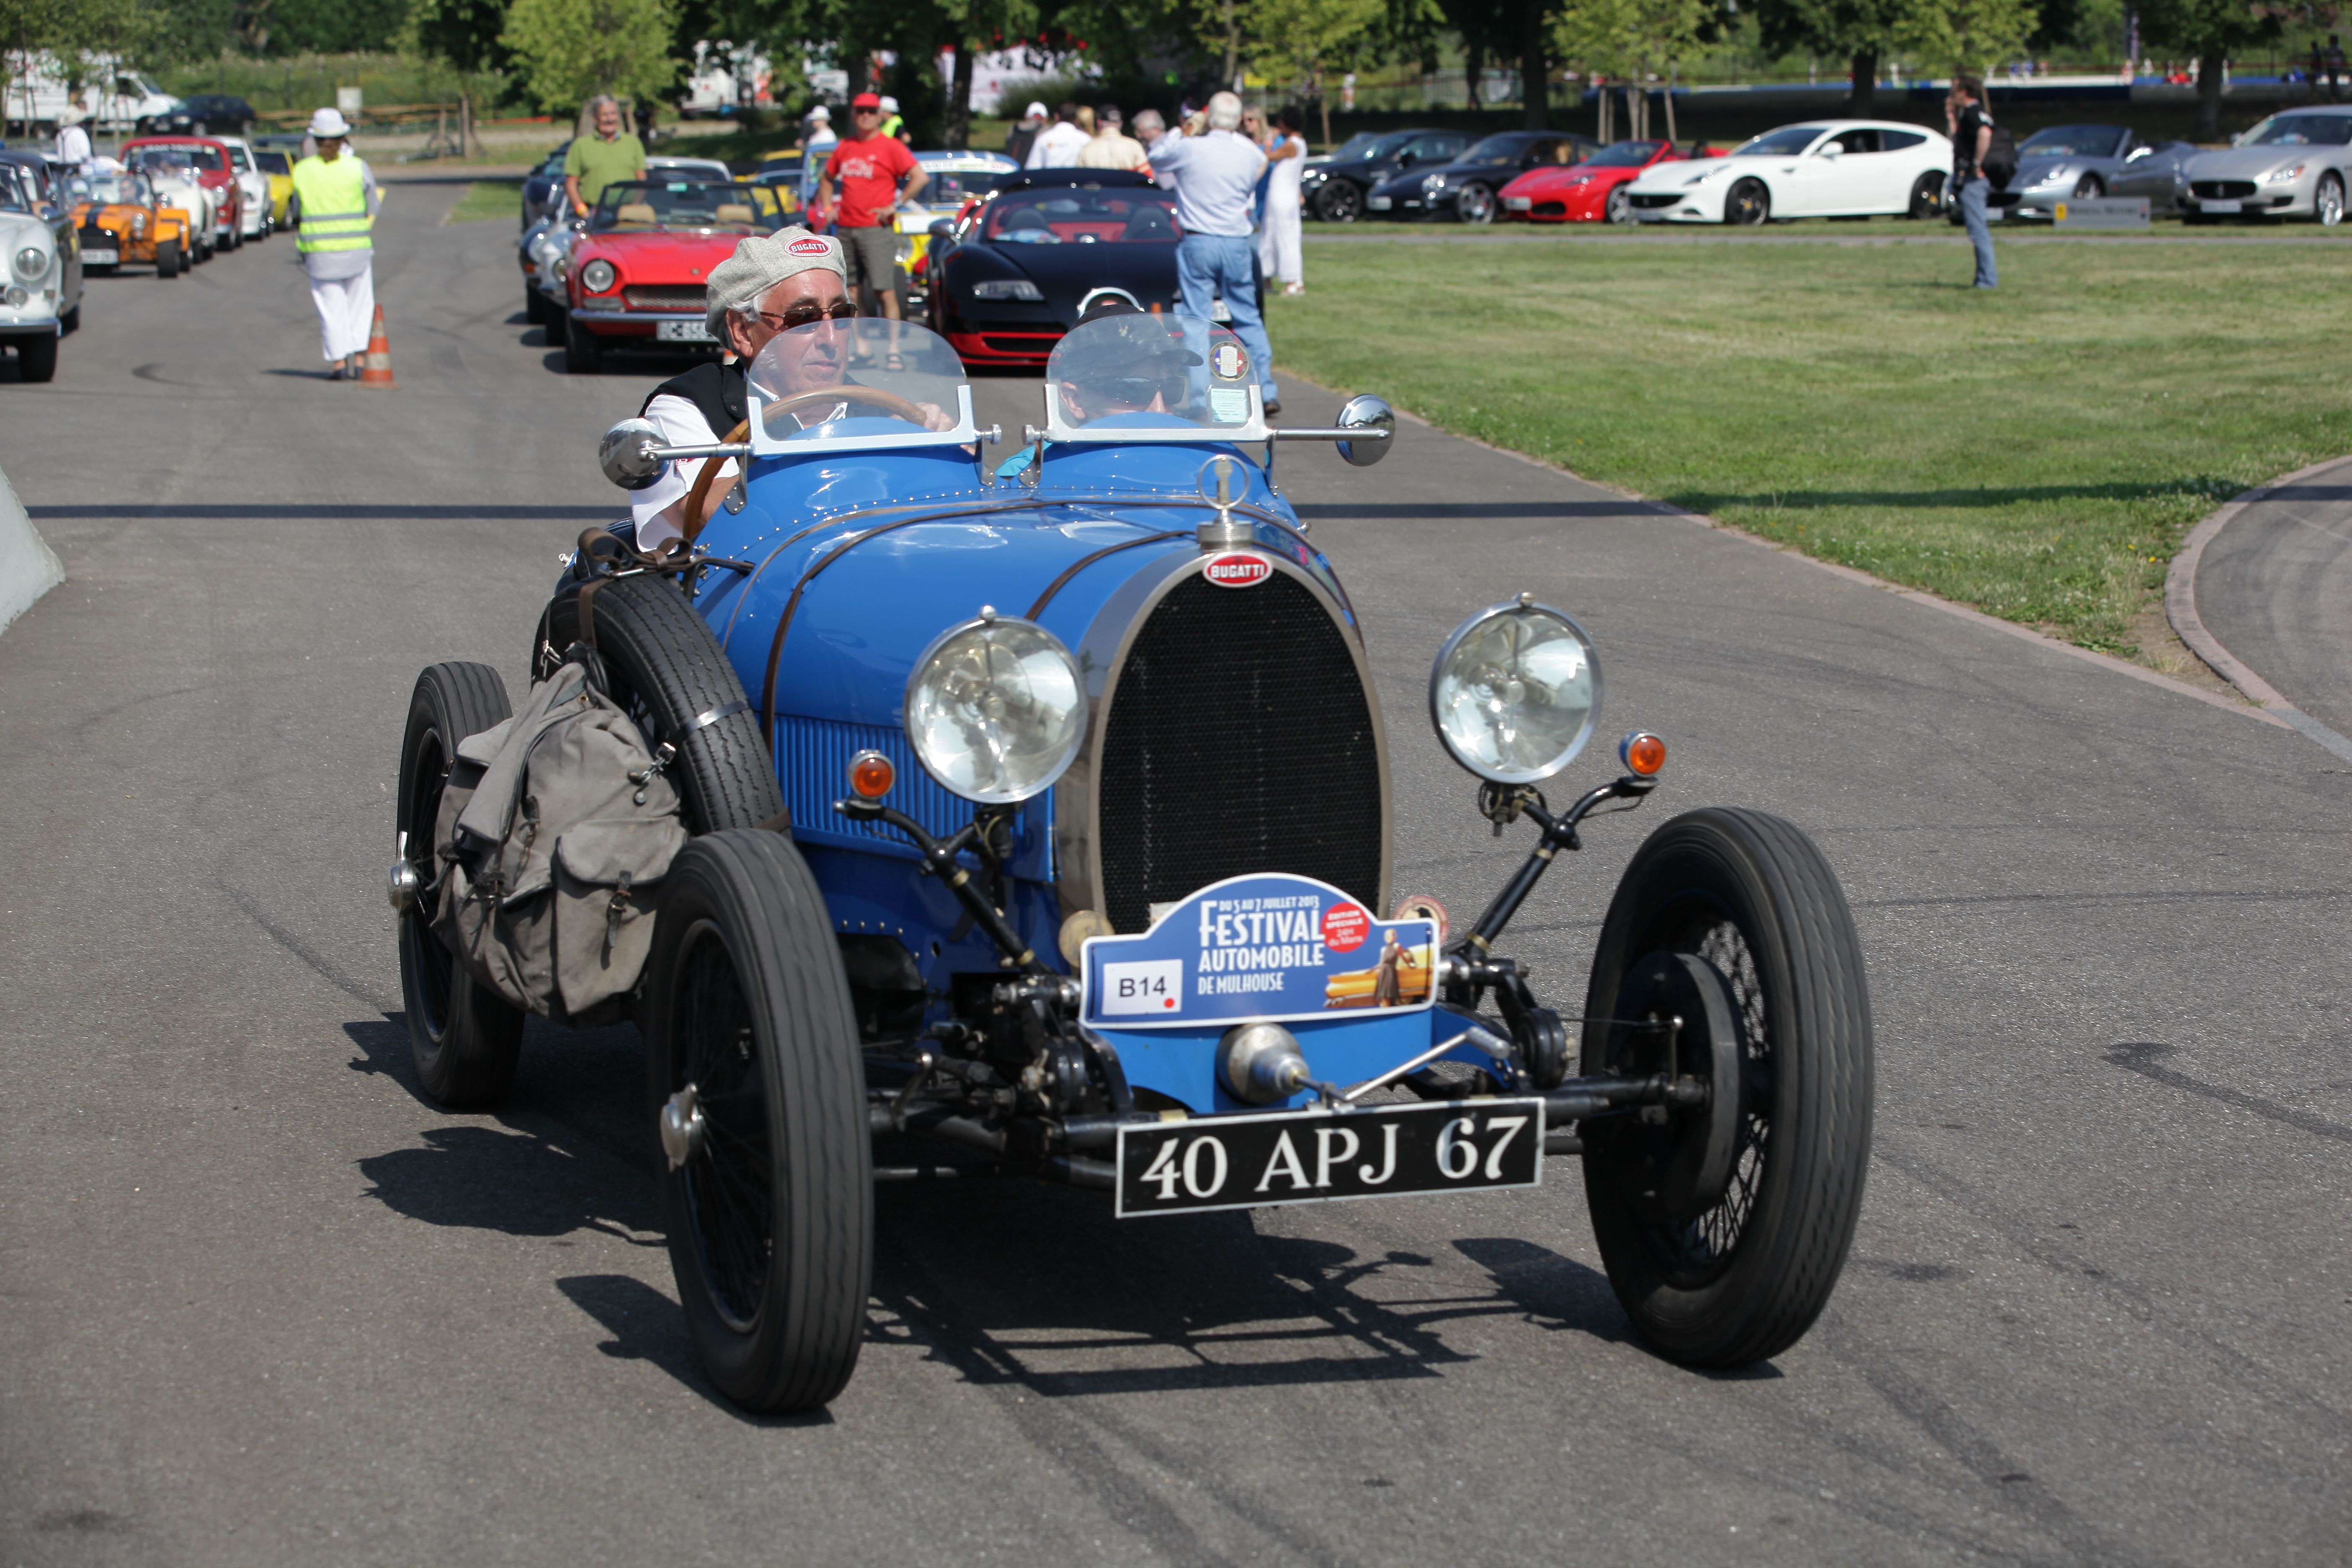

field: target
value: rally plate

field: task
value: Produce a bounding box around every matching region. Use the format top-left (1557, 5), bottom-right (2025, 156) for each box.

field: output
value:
top-left (1115, 1098), bottom-right (1545, 1217)
top-left (656, 318), bottom-right (716, 342)
top-left (82, 248), bottom-right (119, 265)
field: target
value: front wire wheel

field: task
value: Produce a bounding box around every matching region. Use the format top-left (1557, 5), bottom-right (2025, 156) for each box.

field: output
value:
top-left (1581, 807), bottom-right (1873, 1367)
top-left (648, 831), bottom-right (871, 1412)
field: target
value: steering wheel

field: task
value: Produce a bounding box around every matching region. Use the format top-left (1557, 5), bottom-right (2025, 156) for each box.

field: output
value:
top-left (760, 383), bottom-right (931, 428)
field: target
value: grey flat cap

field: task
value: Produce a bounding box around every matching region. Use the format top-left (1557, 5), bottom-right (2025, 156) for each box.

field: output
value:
top-left (704, 227), bottom-right (848, 337)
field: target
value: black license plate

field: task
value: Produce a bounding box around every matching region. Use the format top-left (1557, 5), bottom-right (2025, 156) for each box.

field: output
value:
top-left (1115, 1098), bottom-right (1545, 1217)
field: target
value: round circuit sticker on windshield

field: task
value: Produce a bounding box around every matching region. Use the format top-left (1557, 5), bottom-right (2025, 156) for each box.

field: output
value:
top-left (1210, 342), bottom-right (1248, 381)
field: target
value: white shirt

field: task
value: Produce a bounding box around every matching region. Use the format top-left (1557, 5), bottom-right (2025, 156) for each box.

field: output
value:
top-left (1145, 127), bottom-right (1266, 237)
top-left (54, 123), bottom-right (92, 168)
top-left (633, 395), bottom-right (727, 551)
top-left (1026, 121), bottom-right (1091, 169)
top-left (1264, 134), bottom-right (1306, 209)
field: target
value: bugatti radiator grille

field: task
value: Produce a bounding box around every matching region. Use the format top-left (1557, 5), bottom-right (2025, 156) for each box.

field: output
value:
top-left (1096, 572), bottom-right (1382, 933)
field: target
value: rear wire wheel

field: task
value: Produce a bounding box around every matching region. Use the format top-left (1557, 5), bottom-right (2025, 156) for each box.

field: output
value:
top-left (647, 831), bottom-right (871, 1412)
top-left (1581, 807), bottom-right (1873, 1367)
top-left (396, 661), bottom-right (527, 1106)
top-left (535, 572), bottom-right (783, 836)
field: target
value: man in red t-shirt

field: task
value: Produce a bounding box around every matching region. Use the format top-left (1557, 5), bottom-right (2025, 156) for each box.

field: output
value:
top-left (820, 92), bottom-right (928, 362)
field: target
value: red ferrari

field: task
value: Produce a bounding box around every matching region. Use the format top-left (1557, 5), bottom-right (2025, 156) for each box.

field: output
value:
top-left (1499, 139), bottom-right (1712, 224)
top-left (562, 178), bottom-right (792, 374)
top-left (119, 136), bottom-right (246, 252)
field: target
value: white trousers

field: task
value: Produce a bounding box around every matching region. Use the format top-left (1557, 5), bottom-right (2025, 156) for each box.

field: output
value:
top-left (1258, 196), bottom-right (1303, 286)
top-left (309, 268), bottom-right (375, 361)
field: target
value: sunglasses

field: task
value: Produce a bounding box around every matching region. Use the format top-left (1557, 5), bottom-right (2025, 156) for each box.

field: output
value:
top-left (760, 300), bottom-right (857, 330)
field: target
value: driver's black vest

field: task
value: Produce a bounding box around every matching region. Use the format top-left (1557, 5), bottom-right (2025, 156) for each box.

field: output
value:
top-left (641, 359), bottom-right (747, 437)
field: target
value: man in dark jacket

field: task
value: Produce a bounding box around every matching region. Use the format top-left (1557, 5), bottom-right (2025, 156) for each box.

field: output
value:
top-left (1945, 75), bottom-right (1996, 289)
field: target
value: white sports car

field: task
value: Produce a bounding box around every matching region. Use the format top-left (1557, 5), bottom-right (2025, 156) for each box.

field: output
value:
top-left (1626, 120), bottom-right (1952, 224)
top-left (219, 137), bottom-right (273, 240)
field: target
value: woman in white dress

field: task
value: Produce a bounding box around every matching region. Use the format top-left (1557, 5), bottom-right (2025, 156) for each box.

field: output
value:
top-left (1258, 106), bottom-right (1308, 295)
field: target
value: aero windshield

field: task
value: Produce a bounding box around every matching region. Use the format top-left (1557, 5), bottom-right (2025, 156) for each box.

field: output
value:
top-left (590, 180), bottom-right (787, 231)
top-left (142, 144), bottom-right (226, 172)
top-left (1735, 125), bottom-right (1828, 157)
top-left (983, 186), bottom-right (1179, 243)
top-left (1583, 140), bottom-right (1665, 168)
top-left (88, 172), bottom-right (151, 205)
top-left (2019, 126), bottom-right (2126, 157)
top-left (1040, 312), bottom-right (1261, 443)
top-left (745, 317), bottom-right (977, 457)
top-left (2242, 114), bottom-right (2352, 146)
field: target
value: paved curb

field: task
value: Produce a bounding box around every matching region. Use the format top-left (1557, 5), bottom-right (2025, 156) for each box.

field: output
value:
top-left (2164, 454), bottom-right (2352, 763)
top-left (1365, 401), bottom-right (2290, 734)
top-left (0, 464), bottom-right (64, 638)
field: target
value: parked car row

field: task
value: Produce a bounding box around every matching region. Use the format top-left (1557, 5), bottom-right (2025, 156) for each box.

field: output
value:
top-left (1306, 114), bottom-right (2348, 229)
top-left (0, 132), bottom-right (286, 383)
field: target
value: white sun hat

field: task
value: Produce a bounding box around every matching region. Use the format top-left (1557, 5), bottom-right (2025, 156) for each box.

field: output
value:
top-left (306, 107), bottom-right (352, 138)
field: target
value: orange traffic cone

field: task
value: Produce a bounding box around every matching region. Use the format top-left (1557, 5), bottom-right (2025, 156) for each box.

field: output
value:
top-left (359, 304), bottom-right (395, 388)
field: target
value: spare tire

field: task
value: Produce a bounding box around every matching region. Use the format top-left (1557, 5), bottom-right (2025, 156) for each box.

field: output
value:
top-left (534, 572), bottom-right (784, 836)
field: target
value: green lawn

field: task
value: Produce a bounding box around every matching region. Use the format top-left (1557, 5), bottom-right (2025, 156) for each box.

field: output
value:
top-left (444, 180), bottom-right (522, 224)
top-left (1279, 234), bottom-right (2352, 656)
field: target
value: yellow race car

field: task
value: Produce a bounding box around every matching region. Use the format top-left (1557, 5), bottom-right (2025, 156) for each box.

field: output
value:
top-left (250, 147), bottom-right (296, 227)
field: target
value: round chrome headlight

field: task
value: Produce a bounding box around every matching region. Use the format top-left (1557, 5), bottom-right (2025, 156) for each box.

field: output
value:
top-left (13, 246), bottom-right (49, 282)
top-left (1428, 597), bottom-right (1601, 784)
top-left (580, 258), bottom-right (616, 293)
top-left (905, 613), bottom-right (1086, 805)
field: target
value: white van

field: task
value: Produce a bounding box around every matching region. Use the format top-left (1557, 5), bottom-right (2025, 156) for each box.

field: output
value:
top-left (3, 56), bottom-right (180, 134)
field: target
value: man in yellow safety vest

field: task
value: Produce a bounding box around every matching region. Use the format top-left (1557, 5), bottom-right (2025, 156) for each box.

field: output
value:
top-left (289, 107), bottom-right (383, 380)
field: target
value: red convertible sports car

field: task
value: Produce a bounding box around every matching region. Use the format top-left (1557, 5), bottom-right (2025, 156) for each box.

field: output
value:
top-left (562, 178), bottom-right (791, 374)
top-left (1500, 139), bottom-right (1711, 224)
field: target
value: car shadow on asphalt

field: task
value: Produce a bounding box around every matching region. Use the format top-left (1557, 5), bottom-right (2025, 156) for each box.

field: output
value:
top-left (864, 1182), bottom-right (1635, 1399)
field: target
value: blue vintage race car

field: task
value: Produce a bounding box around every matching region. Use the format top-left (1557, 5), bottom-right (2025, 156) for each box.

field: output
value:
top-left (393, 312), bottom-right (1874, 1412)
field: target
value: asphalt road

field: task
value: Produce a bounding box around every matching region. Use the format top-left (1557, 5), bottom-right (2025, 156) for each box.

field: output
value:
top-left (2194, 454), bottom-right (2352, 746)
top-left (2, 190), bottom-right (2347, 1567)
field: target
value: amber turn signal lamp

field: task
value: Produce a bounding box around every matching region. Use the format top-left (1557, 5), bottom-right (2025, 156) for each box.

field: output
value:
top-left (1620, 731), bottom-right (1666, 777)
top-left (849, 749), bottom-right (896, 798)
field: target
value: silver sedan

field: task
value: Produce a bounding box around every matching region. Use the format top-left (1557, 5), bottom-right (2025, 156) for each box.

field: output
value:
top-left (2182, 106), bottom-right (2351, 224)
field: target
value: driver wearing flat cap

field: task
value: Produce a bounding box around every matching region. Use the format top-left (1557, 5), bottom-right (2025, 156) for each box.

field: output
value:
top-left (631, 227), bottom-right (855, 549)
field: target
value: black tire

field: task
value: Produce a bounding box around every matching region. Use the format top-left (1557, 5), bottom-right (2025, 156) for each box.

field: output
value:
top-left (647, 830), bottom-right (871, 1412)
top-left (524, 286), bottom-right (546, 326)
top-left (1725, 178), bottom-right (1769, 226)
top-left (1581, 807), bottom-right (1872, 1368)
top-left (536, 572), bottom-right (784, 836)
top-left (14, 333), bottom-right (57, 383)
top-left (1456, 181), bottom-right (1496, 224)
top-left (1317, 180), bottom-right (1362, 222)
top-left (564, 308), bottom-right (603, 372)
top-left (2073, 173), bottom-right (2104, 199)
top-left (1605, 185), bottom-right (1634, 224)
top-left (60, 303), bottom-right (79, 334)
top-left (396, 662), bottom-right (528, 1107)
top-left (153, 240), bottom-right (177, 276)
top-left (1906, 172), bottom-right (1943, 219)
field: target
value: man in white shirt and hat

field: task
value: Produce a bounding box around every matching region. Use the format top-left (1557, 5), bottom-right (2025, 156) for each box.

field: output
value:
top-left (287, 108), bottom-right (383, 381)
top-left (52, 107), bottom-right (93, 174)
top-left (1025, 101), bottom-right (1090, 168)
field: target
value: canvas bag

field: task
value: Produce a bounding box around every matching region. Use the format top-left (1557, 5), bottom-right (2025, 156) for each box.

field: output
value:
top-left (431, 650), bottom-right (688, 1023)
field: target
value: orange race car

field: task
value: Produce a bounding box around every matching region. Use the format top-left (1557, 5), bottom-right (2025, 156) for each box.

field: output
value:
top-left (72, 165), bottom-right (193, 277)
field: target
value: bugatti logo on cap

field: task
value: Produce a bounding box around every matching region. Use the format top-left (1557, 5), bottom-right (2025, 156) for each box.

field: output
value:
top-left (787, 236), bottom-right (830, 256)
top-left (1210, 342), bottom-right (1247, 381)
top-left (1203, 552), bottom-right (1271, 588)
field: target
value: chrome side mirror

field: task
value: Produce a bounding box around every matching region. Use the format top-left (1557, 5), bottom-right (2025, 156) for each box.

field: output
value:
top-left (1336, 395), bottom-right (1395, 467)
top-left (599, 418), bottom-right (666, 489)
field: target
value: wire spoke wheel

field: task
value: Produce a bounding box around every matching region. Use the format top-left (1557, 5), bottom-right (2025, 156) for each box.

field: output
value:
top-left (1581, 807), bottom-right (1872, 1368)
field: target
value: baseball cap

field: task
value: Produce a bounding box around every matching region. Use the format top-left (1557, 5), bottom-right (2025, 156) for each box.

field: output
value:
top-left (851, 92), bottom-right (881, 110)
top-left (878, 95), bottom-right (899, 113)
